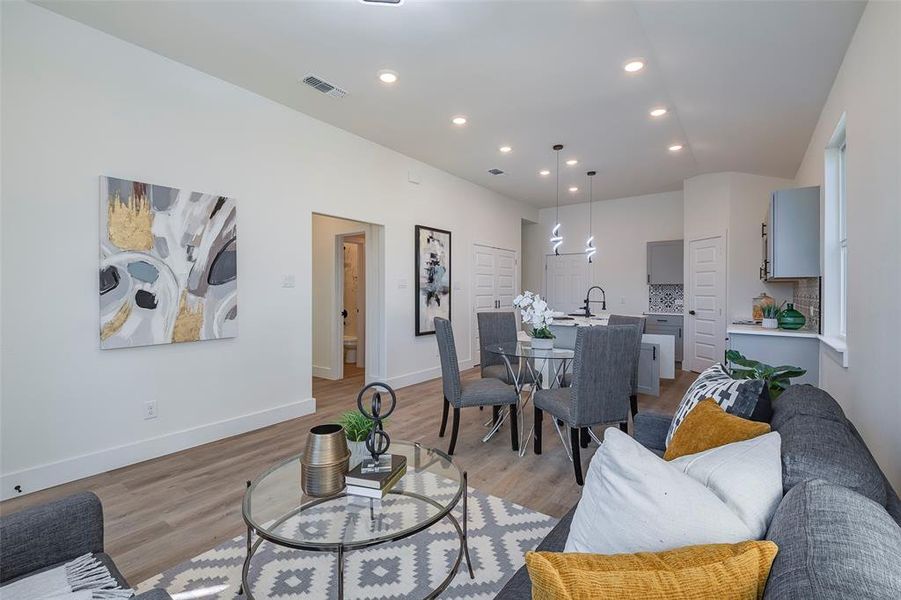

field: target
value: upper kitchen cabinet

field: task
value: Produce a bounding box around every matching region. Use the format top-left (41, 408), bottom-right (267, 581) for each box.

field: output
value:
top-left (763, 186), bottom-right (821, 280)
top-left (647, 240), bottom-right (684, 285)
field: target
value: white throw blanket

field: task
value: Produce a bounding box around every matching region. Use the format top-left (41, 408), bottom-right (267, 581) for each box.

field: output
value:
top-left (0, 554), bottom-right (134, 600)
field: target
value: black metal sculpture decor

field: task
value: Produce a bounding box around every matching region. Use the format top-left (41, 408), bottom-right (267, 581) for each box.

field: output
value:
top-left (356, 382), bottom-right (397, 473)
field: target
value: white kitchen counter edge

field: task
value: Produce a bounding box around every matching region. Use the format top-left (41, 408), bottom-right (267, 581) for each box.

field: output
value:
top-left (728, 325), bottom-right (849, 368)
top-left (727, 325), bottom-right (819, 338)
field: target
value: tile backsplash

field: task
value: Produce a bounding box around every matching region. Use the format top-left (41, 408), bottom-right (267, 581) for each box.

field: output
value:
top-left (649, 284), bottom-right (684, 314)
top-left (792, 277), bottom-right (821, 333)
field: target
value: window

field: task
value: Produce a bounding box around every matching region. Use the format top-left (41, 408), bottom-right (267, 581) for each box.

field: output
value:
top-left (824, 115), bottom-right (847, 344)
top-left (838, 139), bottom-right (847, 337)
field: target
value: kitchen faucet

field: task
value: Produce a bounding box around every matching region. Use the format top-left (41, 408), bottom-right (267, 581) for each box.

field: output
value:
top-left (579, 286), bottom-right (607, 317)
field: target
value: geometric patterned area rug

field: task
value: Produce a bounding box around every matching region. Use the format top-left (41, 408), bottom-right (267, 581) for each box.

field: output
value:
top-left (137, 472), bottom-right (557, 599)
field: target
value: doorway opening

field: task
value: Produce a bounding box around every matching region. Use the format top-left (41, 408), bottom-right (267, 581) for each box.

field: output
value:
top-left (311, 213), bottom-right (386, 386)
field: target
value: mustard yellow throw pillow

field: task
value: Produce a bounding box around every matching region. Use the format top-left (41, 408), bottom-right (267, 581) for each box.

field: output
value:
top-left (664, 398), bottom-right (771, 460)
top-left (526, 541), bottom-right (778, 600)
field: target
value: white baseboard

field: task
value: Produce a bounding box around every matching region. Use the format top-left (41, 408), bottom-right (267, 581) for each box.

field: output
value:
top-left (0, 397), bottom-right (317, 501)
top-left (384, 359), bottom-right (473, 390)
top-left (312, 364), bottom-right (335, 379)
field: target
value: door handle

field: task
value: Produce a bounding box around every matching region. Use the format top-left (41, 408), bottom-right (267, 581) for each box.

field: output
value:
top-left (689, 310), bottom-right (696, 315)
top-left (652, 346), bottom-right (657, 361)
top-left (341, 309), bottom-right (348, 319)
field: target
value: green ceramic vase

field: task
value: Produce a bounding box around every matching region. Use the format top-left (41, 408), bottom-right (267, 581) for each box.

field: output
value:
top-left (778, 303), bottom-right (806, 330)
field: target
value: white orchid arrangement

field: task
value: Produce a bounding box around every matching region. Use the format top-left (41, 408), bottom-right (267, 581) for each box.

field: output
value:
top-left (513, 291), bottom-right (555, 339)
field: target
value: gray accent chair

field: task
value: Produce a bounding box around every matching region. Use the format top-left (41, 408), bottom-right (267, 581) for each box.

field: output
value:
top-left (494, 384), bottom-right (901, 599)
top-left (606, 314), bottom-right (646, 418)
top-left (435, 317), bottom-right (520, 455)
top-left (0, 491), bottom-right (171, 599)
top-left (477, 311), bottom-right (537, 387)
top-left (533, 324), bottom-right (639, 485)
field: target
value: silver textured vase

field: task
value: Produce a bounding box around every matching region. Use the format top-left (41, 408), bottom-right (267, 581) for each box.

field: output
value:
top-left (300, 424), bottom-right (350, 497)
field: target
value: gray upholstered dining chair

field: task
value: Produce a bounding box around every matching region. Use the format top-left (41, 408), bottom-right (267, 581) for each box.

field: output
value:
top-left (435, 317), bottom-right (520, 455)
top-left (533, 324), bottom-right (640, 485)
top-left (477, 312), bottom-right (537, 387)
top-left (606, 314), bottom-right (646, 418)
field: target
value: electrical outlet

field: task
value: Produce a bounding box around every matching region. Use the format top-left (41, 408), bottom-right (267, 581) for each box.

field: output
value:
top-left (144, 400), bottom-right (158, 420)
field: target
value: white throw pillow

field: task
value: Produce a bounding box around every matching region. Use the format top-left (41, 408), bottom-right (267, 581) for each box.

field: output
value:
top-left (670, 432), bottom-right (783, 538)
top-left (564, 427), bottom-right (755, 555)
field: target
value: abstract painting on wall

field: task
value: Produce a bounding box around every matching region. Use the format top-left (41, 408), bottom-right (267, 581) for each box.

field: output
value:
top-left (415, 225), bottom-right (451, 336)
top-left (99, 176), bottom-right (237, 349)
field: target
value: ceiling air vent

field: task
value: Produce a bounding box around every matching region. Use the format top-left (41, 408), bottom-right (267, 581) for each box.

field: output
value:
top-left (302, 74), bottom-right (347, 99)
top-left (488, 169), bottom-right (505, 176)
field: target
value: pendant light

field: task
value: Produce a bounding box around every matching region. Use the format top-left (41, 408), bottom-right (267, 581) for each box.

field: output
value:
top-left (550, 144), bottom-right (564, 255)
top-left (585, 170), bottom-right (597, 262)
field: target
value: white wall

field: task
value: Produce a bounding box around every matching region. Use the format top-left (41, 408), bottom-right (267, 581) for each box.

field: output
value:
top-left (520, 220), bottom-right (544, 295)
top-left (0, 2), bottom-right (536, 498)
top-left (683, 172), bottom-right (794, 326)
top-left (533, 191), bottom-right (684, 315)
top-left (793, 1), bottom-right (901, 489)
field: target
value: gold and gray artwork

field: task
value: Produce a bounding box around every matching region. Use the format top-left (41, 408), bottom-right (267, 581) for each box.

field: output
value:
top-left (99, 176), bottom-right (237, 349)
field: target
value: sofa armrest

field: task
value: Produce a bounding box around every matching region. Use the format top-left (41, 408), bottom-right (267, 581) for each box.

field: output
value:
top-left (0, 492), bottom-right (104, 584)
top-left (633, 411), bottom-right (673, 453)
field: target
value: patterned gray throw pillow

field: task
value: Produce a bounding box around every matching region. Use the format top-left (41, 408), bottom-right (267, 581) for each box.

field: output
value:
top-left (665, 363), bottom-right (771, 447)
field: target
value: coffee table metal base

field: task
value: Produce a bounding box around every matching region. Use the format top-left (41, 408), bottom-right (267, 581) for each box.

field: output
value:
top-left (239, 475), bottom-right (475, 600)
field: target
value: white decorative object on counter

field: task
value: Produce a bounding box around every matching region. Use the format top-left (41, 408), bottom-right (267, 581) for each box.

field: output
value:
top-left (530, 337), bottom-right (554, 350)
top-left (513, 290), bottom-right (556, 344)
top-left (762, 318), bottom-right (778, 329)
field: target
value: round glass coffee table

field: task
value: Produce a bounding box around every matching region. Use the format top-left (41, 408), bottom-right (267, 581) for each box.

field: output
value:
top-left (240, 441), bottom-right (473, 599)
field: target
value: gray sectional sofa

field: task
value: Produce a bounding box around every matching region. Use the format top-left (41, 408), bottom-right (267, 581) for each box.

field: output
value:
top-left (0, 491), bottom-right (171, 599)
top-left (495, 384), bottom-right (901, 599)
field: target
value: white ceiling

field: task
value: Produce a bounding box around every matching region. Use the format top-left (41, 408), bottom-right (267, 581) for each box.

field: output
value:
top-left (36, 0), bottom-right (864, 207)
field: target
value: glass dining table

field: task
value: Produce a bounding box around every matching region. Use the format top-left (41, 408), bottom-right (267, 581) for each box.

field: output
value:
top-left (483, 342), bottom-right (575, 456)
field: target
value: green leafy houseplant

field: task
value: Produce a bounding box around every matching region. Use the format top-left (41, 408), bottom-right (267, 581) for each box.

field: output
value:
top-left (339, 411), bottom-right (372, 442)
top-left (726, 350), bottom-right (806, 399)
top-left (762, 301), bottom-right (785, 320)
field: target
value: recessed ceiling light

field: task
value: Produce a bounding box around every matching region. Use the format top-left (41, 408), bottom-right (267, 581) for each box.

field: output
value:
top-left (650, 107), bottom-right (668, 117)
top-left (566, 159), bottom-right (578, 166)
top-left (623, 59), bottom-right (645, 73)
top-left (669, 144), bottom-right (684, 152)
top-left (499, 146), bottom-right (512, 153)
top-left (569, 186), bottom-right (579, 192)
top-left (377, 70), bottom-right (398, 84)
top-left (451, 116), bottom-right (467, 126)
top-left (539, 169), bottom-right (550, 176)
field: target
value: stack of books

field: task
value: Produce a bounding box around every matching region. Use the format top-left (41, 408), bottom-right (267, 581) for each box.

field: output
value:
top-left (345, 455), bottom-right (406, 499)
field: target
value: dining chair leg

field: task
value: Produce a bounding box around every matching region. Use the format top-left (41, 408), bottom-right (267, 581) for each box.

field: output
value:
top-left (580, 427), bottom-right (590, 449)
top-left (439, 397), bottom-right (450, 438)
top-left (509, 403), bottom-right (519, 451)
top-left (569, 427), bottom-right (584, 486)
top-left (493, 405), bottom-right (500, 427)
top-left (630, 394), bottom-right (638, 418)
top-left (448, 407), bottom-right (461, 455)
top-left (534, 407), bottom-right (543, 455)
top-left (619, 421), bottom-right (629, 434)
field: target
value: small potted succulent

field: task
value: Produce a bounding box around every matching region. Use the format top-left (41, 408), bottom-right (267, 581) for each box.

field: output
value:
top-left (761, 301), bottom-right (784, 329)
top-left (513, 291), bottom-right (556, 349)
top-left (338, 411), bottom-right (372, 469)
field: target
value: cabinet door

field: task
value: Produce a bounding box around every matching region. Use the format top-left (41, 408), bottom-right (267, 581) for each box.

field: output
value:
top-left (636, 342), bottom-right (660, 397)
top-left (770, 187), bottom-right (820, 278)
top-left (647, 240), bottom-right (684, 285)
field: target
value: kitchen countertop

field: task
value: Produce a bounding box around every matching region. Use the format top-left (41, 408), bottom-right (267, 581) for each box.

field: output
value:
top-left (727, 324), bottom-right (819, 339)
top-left (644, 312), bottom-right (684, 317)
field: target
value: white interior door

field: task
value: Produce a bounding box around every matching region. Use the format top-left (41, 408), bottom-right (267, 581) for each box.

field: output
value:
top-left (495, 249), bottom-right (516, 308)
top-left (545, 254), bottom-right (589, 315)
top-left (471, 245), bottom-right (517, 365)
top-left (472, 245), bottom-right (497, 365)
top-left (687, 236), bottom-right (726, 372)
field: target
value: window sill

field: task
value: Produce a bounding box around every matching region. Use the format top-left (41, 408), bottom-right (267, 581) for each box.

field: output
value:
top-left (818, 335), bottom-right (848, 368)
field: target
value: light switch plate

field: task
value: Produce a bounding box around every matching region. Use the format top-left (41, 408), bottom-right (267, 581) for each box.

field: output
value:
top-left (398, 278), bottom-right (409, 289)
top-left (282, 274), bottom-right (296, 288)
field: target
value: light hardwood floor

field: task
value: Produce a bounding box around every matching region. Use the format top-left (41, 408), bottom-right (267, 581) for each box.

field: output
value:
top-left (0, 367), bottom-right (694, 584)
